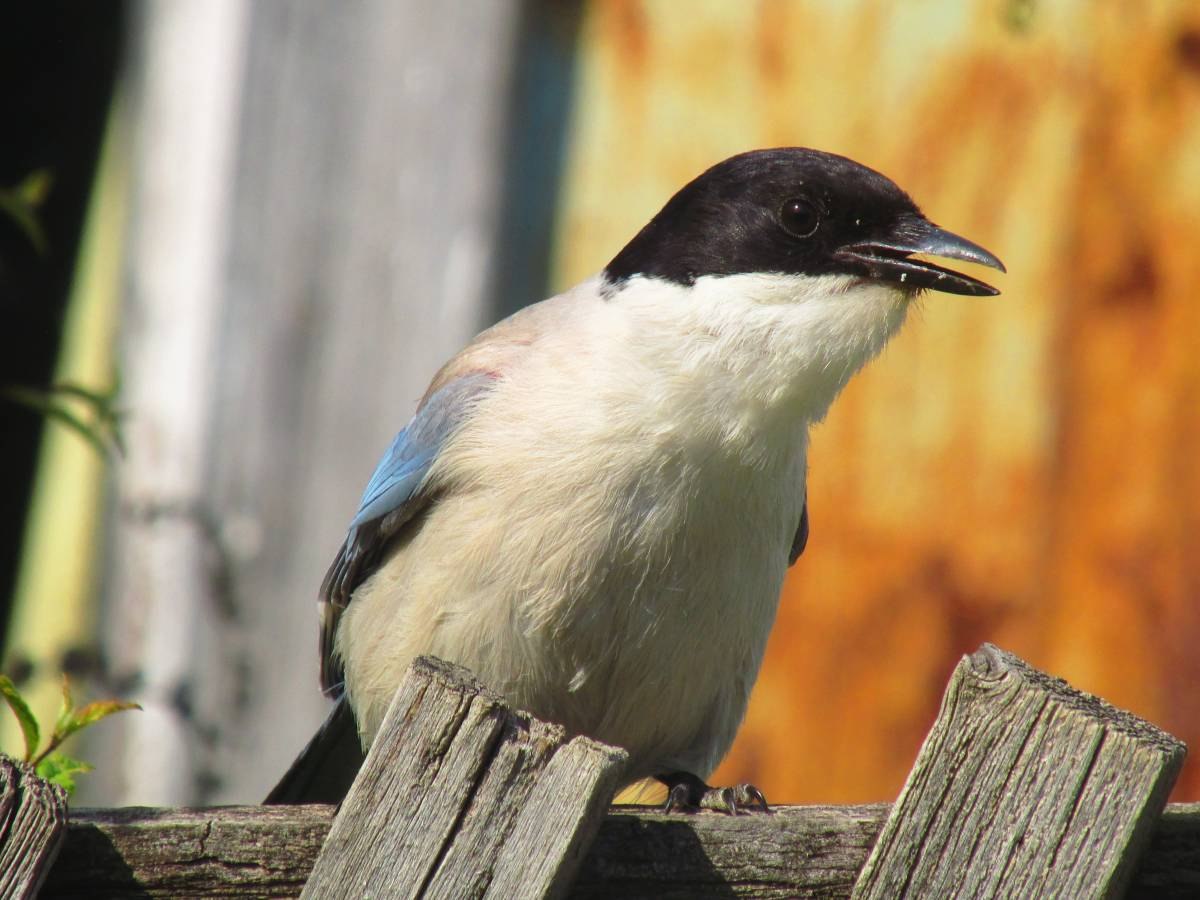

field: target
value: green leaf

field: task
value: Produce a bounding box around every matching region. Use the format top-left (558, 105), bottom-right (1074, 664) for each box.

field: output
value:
top-left (57, 699), bottom-right (141, 743)
top-left (50, 381), bottom-right (116, 407)
top-left (54, 675), bottom-right (75, 737)
top-left (36, 751), bottom-right (93, 796)
top-left (17, 169), bottom-right (53, 207)
top-left (1, 384), bottom-right (121, 459)
top-left (0, 675), bottom-right (40, 762)
top-left (36, 401), bottom-right (112, 457)
top-left (54, 381), bottom-right (127, 456)
top-left (0, 169), bottom-right (53, 256)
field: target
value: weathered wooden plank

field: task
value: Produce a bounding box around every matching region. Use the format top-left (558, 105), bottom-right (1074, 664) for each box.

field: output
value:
top-left (301, 658), bottom-right (508, 898)
top-left (487, 736), bottom-right (628, 899)
top-left (852, 643), bottom-right (1187, 900)
top-left (43, 804), bottom-right (333, 899)
top-left (299, 657), bottom-right (628, 899)
top-left (0, 756), bottom-right (69, 900)
top-left (39, 802), bottom-right (1200, 898)
top-left (575, 803), bottom-right (889, 899)
top-left (419, 715), bottom-right (562, 899)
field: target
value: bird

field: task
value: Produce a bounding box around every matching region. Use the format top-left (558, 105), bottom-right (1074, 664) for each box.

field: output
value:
top-left (265, 147), bottom-right (1004, 812)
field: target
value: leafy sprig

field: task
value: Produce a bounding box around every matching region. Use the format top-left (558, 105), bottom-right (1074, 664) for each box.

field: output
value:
top-left (0, 168), bottom-right (52, 255)
top-left (2, 380), bottom-right (126, 459)
top-left (0, 674), bottom-right (140, 794)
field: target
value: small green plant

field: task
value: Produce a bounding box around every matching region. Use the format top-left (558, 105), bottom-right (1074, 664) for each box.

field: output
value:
top-left (0, 168), bottom-right (52, 255)
top-left (0, 673), bottom-right (140, 795)
top-left (1, 166), bottom-right (127, 457)
top-left (2, 380), bottom-right (126, 458)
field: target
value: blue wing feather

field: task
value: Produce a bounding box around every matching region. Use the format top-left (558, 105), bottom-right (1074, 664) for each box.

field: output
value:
top-left (318, 371), bottom-right (496, 695)
top-left (350, 424), bottom-right (431, 529)
top-left (351, 372), bottom-right (496, 528)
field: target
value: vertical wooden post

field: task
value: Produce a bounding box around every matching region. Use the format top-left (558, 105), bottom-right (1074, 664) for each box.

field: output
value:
top-left (0, 756), bottom-right (68, 899)
top-left (100, 0), bottom-right (251, 808)
top-left (301, 657), bottom-right (627, 900)
top-left (852, 644), bottom-right (1186, 899)
top-left (98, 0), bottom-right (528, 807)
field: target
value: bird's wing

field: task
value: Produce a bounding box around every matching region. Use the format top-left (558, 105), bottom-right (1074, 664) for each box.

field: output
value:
top-left (318, 371), bottom-right (497, 696)
top-left (788, 498), bottom-right (809, 566)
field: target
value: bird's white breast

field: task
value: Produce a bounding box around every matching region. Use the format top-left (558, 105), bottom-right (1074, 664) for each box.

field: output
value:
top-left (338, 272), bottom-right (908, 779)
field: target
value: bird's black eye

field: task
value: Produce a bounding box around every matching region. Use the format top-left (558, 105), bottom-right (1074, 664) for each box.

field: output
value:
top-left (779, 197), bottom-right (821, 239)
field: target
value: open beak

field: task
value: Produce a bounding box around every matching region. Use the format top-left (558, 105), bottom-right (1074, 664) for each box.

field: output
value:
top-left (833, 216), bottom-right (1006, 296)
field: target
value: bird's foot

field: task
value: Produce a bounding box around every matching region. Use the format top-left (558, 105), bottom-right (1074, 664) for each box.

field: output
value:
top-left (658, 771), bottom-right (770, 815)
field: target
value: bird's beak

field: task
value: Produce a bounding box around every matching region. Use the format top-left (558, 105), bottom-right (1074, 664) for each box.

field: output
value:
top-left (833, 216), bottom-right (1006, 296)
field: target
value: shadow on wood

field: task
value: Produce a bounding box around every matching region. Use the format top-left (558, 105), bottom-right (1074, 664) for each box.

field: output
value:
top-left (43, 804), bottom-right (328, 898)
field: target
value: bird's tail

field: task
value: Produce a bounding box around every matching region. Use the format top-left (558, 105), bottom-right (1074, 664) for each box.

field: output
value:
top-left (264, 695), bottom-right (365, 804)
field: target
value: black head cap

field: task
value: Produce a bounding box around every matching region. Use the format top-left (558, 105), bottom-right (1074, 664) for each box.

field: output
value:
top-left (604, 148), bottom-right (1004, 296)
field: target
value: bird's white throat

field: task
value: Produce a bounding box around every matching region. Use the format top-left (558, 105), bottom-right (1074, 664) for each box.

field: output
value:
top-left (602, 271), bottom-right (911, 436)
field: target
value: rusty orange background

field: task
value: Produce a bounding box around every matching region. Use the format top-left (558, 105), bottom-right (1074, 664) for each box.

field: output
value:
top-left (554, 0), bottom-right (1200, 802)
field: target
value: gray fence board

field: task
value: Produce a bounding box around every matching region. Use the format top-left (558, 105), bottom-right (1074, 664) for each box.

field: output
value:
top-left (852, 644), bottom-right (1186, 899)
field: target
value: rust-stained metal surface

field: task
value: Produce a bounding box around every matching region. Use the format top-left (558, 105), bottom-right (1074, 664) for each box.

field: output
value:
top-left (553, 0), bottom-right (1200, 802)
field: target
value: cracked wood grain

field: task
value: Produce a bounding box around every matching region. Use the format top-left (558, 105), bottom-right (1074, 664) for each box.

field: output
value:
top-left (299, 656), bottom-right (628, 900)
top-left (39, 803), bottom-right (1200, 898)
top-left (43, 804), bottom-right (333, 898)
top-left (0, 756), bottom-right (68, 900)
top-left (851, 643), bottom-right (1187, 900)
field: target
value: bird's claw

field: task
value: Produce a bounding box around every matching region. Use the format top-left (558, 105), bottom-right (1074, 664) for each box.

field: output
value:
top-left (724, 783), bottom-right (770, 813)
top-left (698, 782), bottom-right (769, 814)
top-left (660, 772), bottom-right (770, 815)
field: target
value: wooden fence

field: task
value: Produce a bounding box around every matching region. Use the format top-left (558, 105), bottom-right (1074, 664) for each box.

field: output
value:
top-left (7, 645), bottom-right (1198, 898)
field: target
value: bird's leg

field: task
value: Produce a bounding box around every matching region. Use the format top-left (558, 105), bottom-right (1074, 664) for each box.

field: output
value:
top-left (657, 771), bottom-right (770, 815)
